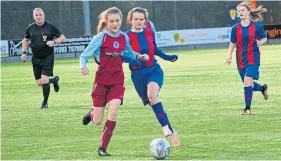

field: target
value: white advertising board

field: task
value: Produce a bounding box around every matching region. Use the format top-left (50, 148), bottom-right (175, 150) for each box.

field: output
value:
top-left (156, 27), bottom-right (231, 47)
top-left (1, 40), bottom-right (9, 55)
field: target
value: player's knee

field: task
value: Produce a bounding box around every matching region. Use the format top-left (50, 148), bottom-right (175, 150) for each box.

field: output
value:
top-left (40, 77), bottom-right (49, 84)
top-left (40, 79), bottom-right (48, 84)
top-left (93, 118), bottom-right (103, 125)
top-left (244, 82), bottom-right (252, 87)
top-left (244, 77), bottom-right (253, 87)
top-left (148, 94), bottom-right (158, 103)
top-left (108, 108), bottom-right (118, 121)
top-left (36, 80), bottom-right (42, 86)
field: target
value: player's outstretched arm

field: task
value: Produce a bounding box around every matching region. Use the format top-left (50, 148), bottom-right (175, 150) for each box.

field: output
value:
top-left (152, 32), bottom-right (177, 62)
top-left (155, 47), bottom-right (178, 62)
top-left (80, 33), bottom-right (103, 74)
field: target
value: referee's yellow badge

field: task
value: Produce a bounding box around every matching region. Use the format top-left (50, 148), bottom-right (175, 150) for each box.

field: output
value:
top-left (42, 35), bottom-right (47, 41)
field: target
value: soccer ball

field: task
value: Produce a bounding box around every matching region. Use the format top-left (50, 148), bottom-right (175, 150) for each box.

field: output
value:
top-left (149, 138), bottom-right (170, 159)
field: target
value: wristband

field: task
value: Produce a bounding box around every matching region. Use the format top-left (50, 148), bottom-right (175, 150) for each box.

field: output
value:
top-left (171, 55), bottom-right (178, 62)
top-left (136, 54), bottom-right (141, 60)
top-left (22, 51), bottom-right (27, 55)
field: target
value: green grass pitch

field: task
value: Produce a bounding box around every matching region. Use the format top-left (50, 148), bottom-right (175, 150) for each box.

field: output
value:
top-left (1, 45), bottom-right (281, 160)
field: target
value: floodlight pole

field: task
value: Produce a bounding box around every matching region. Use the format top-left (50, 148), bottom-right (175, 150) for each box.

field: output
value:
top-left (174, 0), bottom-right (178, 30)
top-left (83, 0), bottom-right (92, 36)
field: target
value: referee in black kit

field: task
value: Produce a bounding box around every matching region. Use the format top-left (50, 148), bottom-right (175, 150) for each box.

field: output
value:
top-left (21, 8), bottom-right (65, 109)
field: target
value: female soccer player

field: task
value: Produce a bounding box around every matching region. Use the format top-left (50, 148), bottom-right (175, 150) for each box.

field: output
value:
top-left (80, 7), bottom-right (149, 156)
top-left (226, 2), bottom-right (268, 115)
top-left (126, 7), bottom-right (180, 148)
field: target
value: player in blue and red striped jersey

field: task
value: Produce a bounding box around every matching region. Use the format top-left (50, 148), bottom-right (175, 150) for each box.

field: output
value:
top-left (126, 7), bottom-right (180, 148)
top-left (226, 2), bottom-right (268, 115)
top-left (80, 7), bottom-right (149, 156)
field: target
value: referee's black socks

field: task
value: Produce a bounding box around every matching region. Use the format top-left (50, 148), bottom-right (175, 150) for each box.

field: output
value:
top-left (42, 83), bottom-right (50, 104)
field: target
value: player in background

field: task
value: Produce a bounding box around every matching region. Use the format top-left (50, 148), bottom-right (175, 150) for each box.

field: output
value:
top-left (126, 7), bottom-right (180, 148)
top-left (143, 8), bottom-right (156, 33)
top-left (80, 7), bottom-right (149, 156)
top-left (226, 2), bottom-right (268, 115)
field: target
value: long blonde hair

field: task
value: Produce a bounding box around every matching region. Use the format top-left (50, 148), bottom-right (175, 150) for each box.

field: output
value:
top-left (237, 2), bottom-right (267, 22)
top-left (97, 7), bottom-right (122, 33)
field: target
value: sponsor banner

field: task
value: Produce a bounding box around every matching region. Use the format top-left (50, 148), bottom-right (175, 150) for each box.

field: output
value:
top-left (186, 27), bottom-right (231, 44)
top-left (9, 39), bottom-right (30, 57)
top-left (1, 40), bottom-right (9, 57)
top-left (264, 24), bottom-right (281, 39)
top-left (156, 27), bottom-right (231, 47)
top-left (156, 30), bottom-right (187, 47)
top-left (8, 36), bottom-right (93, 57)
top-left (54, 36), bottom-right (92, 54)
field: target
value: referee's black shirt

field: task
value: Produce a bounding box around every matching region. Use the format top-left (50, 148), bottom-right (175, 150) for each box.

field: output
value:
top-left (24, 21), bottom-right (62, 58)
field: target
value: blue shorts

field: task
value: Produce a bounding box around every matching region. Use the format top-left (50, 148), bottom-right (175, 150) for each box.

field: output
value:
top-left (238, 65), bottom-right (260, 81)
top-left (131, 64), bottom-right (164, 106)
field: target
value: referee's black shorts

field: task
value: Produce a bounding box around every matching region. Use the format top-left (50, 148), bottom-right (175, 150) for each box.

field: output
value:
top-left (32, 54), bottom-right (54, 80)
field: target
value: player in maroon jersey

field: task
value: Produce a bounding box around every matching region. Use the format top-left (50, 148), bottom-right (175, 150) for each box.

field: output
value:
top-left (80, 7), bottom-right (149, 156)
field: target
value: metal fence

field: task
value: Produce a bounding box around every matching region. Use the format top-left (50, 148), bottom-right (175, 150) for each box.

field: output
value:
top-left (1, 1), bottom-right (281, 40)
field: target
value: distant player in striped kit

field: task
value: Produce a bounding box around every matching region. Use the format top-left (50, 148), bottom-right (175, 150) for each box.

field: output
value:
top-left (226, 2), bottom-right (268, 115)
top-left (80, 7), bottom-right (149, 156)
top-left (126, 7), bottom-right (180, 147)
top-left (143, 8), bottom-right (156, 33)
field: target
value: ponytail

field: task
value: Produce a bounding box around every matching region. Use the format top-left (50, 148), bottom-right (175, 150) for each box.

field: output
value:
top-left (97, 10), bottom-right (107, 34)
top-left (250, 5), bottom-right (267, 22)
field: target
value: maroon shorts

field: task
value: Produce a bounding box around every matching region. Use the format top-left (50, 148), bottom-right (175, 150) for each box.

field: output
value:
top-left (91, 84), bottom-right (125, 107)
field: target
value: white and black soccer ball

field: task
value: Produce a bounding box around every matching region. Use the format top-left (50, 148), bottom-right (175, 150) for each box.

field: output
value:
top-left (149, 138), bottom-right (170, 159)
